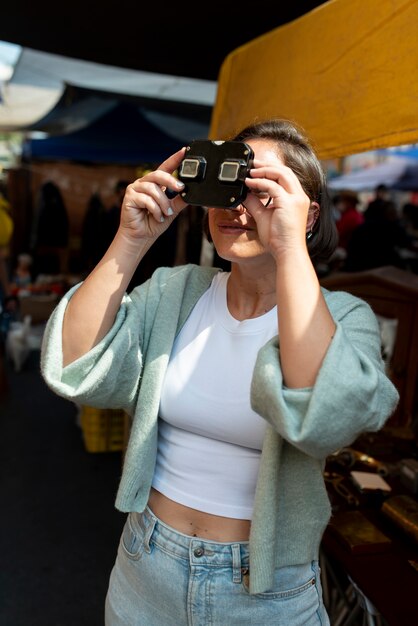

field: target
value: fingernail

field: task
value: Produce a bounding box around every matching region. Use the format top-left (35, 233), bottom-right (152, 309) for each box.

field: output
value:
top-left (167, 207), bottom-right (174, 216)
top-left (176, 181), bottom-right (184, 188)
top-left (160, 216), bottom-right (165, 222)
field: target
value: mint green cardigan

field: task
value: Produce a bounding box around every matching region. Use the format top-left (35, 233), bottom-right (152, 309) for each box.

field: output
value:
top-left (41, 264), bottom-right (399, 594)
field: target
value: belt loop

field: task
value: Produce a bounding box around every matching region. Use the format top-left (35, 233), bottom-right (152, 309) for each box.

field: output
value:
top-left (142, 510), bottom-right (157, 554)
top-left (231, 543), bottom-right (242, 584)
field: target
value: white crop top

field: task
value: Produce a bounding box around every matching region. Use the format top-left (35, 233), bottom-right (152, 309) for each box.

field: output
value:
top-left (153, 271), bottom-right (278, 519)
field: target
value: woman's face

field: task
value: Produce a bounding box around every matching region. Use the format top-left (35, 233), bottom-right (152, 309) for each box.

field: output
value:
top-left (208, 138), bottom-right (280, 265)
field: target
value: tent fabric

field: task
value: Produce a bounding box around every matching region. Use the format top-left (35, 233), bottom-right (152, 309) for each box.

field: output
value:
top-left (327, 158), bottom-right (417, 191)
top-left (27, 85), bottom-right (211, 142)
top-left (29, 91), bottom-right (118, 135)
top-left (209, 0), bottom-right (418, 159)
top-left (23, 102), bottom-right (191, 165)
top-left (0, 47), bottom-right (216, 132)
top-left (0, 82), bottom-right (63, 130)
top-left (12, 48), bottom-right (217, 107)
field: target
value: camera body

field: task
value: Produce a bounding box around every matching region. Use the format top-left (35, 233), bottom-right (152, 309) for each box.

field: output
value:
top-left (177, 140), bottom-right (254, 209)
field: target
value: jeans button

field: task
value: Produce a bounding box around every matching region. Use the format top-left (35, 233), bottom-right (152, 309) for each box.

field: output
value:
top-left (193, 547), bottom-right (204, 557)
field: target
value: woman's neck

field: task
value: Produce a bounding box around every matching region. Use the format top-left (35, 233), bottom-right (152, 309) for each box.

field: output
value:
top-left (226, 264), bottom-right (277, 320)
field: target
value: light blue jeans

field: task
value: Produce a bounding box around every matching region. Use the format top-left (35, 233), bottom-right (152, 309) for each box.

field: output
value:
top-left (105, 507), bottom-right (330, 625)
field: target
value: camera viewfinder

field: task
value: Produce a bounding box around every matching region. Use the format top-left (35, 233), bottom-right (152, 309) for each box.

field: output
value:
top-left (179, 157), bottom-right (206, 179)
top-left (218, 160), bottom-right (242, 182)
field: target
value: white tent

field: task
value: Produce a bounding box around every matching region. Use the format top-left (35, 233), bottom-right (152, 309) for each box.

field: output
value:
top-left (327, 157), bottom-right (418, 191)
top-left (0, 47), bottom-right (217, 132)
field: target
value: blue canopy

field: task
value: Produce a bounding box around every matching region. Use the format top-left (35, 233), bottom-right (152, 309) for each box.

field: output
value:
top-left (23, 100), bottom-right (210, 165)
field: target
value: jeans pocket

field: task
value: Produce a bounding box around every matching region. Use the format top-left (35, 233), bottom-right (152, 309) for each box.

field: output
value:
top-left (242, 562), bottom-right (317, 600)
top-left (120, 513), bottom-right (147, 561)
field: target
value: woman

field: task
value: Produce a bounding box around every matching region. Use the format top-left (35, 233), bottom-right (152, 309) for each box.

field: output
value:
top-left (41, 119), bottom-right (399, 625)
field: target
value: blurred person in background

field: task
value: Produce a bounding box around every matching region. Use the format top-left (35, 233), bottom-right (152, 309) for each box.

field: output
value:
top-left (344, 199), bottom-right (417, 272)
top-left (10, 253), bottom-right (34, 292)
top-left (364, 183), bottom-right (390, 221)
top-left (333, 189), bottom-right (364, 252)
top-left (31, 181), bottom-right (69, 275)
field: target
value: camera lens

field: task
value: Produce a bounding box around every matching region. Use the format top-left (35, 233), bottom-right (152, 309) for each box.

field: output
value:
top-left (218, 161), bottom-right (241, 182)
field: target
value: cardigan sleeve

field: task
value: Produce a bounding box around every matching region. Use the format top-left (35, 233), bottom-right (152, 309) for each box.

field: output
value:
top-left (40, 264), bottom-right (217, 416)
top-left (40, 282), bottom-right (147, 414)
top-left (250, 290), bottom-right (400, 459)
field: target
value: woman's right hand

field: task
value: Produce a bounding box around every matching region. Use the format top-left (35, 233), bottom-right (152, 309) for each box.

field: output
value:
top-left (62, 148), bottom-right (189, 366)
top-left (119, 147), bottom-right (188, 242)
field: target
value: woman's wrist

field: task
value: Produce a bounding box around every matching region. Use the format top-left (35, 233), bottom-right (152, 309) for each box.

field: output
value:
top-left (111, 229), bottom-right (156, 263)
top-left (271, 239), bottom-right (311, 266)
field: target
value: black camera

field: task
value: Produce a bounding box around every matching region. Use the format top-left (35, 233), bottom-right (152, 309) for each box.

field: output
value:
top-left (177, 140), bottom-right (254, 209)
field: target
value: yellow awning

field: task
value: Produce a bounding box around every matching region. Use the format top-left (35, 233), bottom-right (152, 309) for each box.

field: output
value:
top-left (210, 0), bottom-right (418, 159)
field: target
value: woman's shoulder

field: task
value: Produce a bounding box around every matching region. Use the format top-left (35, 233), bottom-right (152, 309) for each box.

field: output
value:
top-left (321, 286), bottom-right (377, 323)
top-left (151, 263), bottom-right (219, 286)
top-left (130, 264), bottom-right (220, 299)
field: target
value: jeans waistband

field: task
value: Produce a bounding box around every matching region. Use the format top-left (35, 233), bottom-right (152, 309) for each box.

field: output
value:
top-left (132, 507), bottom-right (250, 582)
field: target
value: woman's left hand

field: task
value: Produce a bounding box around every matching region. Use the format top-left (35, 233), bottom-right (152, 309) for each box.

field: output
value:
top-left (243, 160), bottom-right (313, 259)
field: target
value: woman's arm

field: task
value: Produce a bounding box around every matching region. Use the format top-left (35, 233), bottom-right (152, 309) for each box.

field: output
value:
top-left (245, 160), bottom-right (336, 388)
top-left (274, 246), bottom-right (336, 388)
top-left (251, 292), bottom-right (400, 458)
top-left (62, 149), bottom-right (186, 366)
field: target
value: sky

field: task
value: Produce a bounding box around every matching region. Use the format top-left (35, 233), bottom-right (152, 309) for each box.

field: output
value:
top-left (0, 41), bottom-right (21, 80)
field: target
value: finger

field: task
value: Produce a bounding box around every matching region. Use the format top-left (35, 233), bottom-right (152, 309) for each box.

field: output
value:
top-left (245, 176), bottom-right (280, 200)
top-left (158, 146), bottom-right (187, 174)
top-left (129, 178), bottom-right (183, 219)
top-left (131, 171), bottom-right (183, 195)
top-left (123, 182), bottom-right (163, 223)
top-left (250, 161), bottom-right (304, 194)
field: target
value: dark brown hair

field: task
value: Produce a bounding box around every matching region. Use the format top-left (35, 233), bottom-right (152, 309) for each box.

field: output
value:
top-left (204, 118), bottom-right (338, 263)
